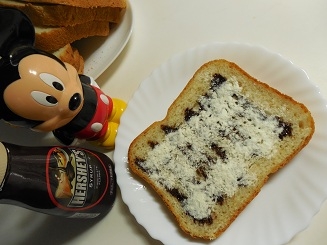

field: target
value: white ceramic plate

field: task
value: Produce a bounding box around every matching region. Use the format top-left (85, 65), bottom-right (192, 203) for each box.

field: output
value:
top-left (75, 2), bottom-right (133, 79)
top-left (114, 42), bottom-right (327, 245)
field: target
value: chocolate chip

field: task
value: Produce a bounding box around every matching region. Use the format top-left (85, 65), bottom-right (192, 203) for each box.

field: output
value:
top-left (276, 117), bottom-right (292, 139)
top-left (211, 143), bottom-right (226, 160)
top-left (196, 166), bottom-right (208, 180)
top-left (210, 73), bottom-right (227, 90)
top-left (167, 188), bottom-right (187, 202)
top-left (135, 158), bottom-right (148, 173)
top-left (192, 215), bottom-right (213, 225)
top-left (161, 125), bottom-right (178, 134)
top-left (184, 108), bottom-right (199, 121)
top-left (148, 141), bottom-right (158, 149)
top-left (212, 194), bottom-right (225, 205)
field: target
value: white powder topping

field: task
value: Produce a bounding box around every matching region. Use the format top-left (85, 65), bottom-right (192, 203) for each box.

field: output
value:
top-left (139, 76), bottom-right (283, 220)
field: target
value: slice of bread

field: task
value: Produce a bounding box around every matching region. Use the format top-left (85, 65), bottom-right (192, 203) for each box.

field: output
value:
top-left (0, 0), bottom-right (125, 26)
top-left (34, 21), bottom-right (110, 52)
top-left (4, 0), bottom-right (127, 73)
top-left (17, 0), bottom-right (126, 8)
top-left (128, 59), bottom-right (315, 240)
top-left (53, 44), bottom-right (85, 74)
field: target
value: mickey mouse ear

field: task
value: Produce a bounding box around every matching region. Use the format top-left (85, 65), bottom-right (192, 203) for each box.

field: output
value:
top-left (0, 8), bottom-right (35, 61)
top-left (9, 45), bottom-right (38, 66)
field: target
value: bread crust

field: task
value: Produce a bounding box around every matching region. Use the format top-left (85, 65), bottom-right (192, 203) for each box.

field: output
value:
top-left (35, 21), bottom-right (110, 52)
top-left (128, 59), bottom-right (315, 240)
top-left (0, 1), bottom-right (125, 26)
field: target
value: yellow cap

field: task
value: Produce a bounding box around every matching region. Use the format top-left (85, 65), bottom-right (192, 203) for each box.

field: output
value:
top-left (0, 143), bottom-right (8, 187)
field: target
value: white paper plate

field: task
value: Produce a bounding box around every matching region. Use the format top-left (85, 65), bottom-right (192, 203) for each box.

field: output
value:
top-left (114, 42), bottom-right (327, 245)
top-left (75, 2), bottom-right (133, 79)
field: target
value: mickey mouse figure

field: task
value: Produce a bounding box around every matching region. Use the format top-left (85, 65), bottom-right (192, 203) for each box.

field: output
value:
top-left (0, 8), bottom-right (126, 149)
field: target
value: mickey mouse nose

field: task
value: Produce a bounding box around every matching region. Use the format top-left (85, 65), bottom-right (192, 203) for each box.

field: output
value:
top-left (69, 93), bottom-right (81, 111)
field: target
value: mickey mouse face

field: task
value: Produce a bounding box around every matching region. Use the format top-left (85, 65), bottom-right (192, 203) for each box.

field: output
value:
top-left (3, 53), bottom-right (84, 132)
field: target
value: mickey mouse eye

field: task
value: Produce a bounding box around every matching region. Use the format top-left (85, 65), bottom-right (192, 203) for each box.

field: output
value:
top-left (39, 73), bottom-right (65, 91)
top-left (31, 91), bottom-right (58, 107)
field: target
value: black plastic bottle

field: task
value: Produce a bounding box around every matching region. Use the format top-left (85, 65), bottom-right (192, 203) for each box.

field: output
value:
top-left (0, 142), bottom-right (116, 218)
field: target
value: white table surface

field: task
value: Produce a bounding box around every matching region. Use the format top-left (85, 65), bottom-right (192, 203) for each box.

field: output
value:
top-left (1, 0), bottom-right (327, 244)
top-left (92, 1), bottom-right (327, 244)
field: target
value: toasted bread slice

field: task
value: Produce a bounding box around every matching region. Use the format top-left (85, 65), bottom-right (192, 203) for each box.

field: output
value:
top-left (128, 59), bottom-right (315, 240)
top-left (53, 44), bottom-right (84, 74)
top-left (0, 0), bottom-right (125, 26)
top-left (34, 21), bottom-right (109, 52)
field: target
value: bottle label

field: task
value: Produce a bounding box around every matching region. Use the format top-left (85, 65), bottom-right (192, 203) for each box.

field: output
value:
top-left (46, 147), bottom-right (111, 211)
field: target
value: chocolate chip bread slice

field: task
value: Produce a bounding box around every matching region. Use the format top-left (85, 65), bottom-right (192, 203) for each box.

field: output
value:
top-left (128, 59), bottom-right (315, 240)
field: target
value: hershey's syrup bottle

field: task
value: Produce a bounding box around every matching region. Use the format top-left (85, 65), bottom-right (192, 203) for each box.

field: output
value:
top-left (0, 142), bottom-right (116, 218)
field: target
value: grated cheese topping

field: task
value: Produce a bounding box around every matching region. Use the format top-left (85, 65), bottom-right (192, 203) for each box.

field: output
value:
top-left (139, 76), bottom-right (283, 220)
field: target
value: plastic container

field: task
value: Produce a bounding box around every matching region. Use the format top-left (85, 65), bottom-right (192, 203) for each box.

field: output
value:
top-left (0, 142), bottom-right (116, 218)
